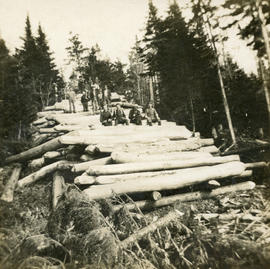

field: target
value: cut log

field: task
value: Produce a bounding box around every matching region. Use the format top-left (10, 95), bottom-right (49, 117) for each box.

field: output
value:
top-left (80, 154), bottom-right (94, 162)
top-left (0, 164), bottom-right (22, 202)
top-left (120, 210), bottom-right (181, 248)
top-left (72, 156), bottom-right (112, 173)
top-left (235, 170), bottom-right (253, 178)
top-left (33, 117), bottom-right (47, 125)
top-left (43, 151), bottom-right (61, 160)
top-left (113, 181), bottom-right (256, 212)
top-left (39, 128), bottom-right (58, 134)
top-left (245, 162), bottom-right (268, 169)
top-left (17, 160), bottom-right (72, 188)
top-left (87, 155), bottom-right (240, 176)
top-left (92, 138), bottom-right (214, 155)
top-left (52, 171), bottom-right (66, 209)
top-left (32, 134), bottom-right (52, 147)
top-left (83, 161), bottom-right (246, 200)
top-left (60, 135), bottom-right (170, 146)
top-left (5, 137), bottom-right (62, 164)
top-left (28, 157), bottom-right (45, 171)
top-left (151, 191), bottom-right (162, 201)
top-left (74, 172), bottom-right (96, 185)
top-left (85, 145), bottom-right (97, 155)
top-left (111, 151), bottom-right (213, 164)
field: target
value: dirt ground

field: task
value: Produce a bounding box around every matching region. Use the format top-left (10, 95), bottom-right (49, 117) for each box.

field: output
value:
top-left (0, 153), bottom-right (270, 269)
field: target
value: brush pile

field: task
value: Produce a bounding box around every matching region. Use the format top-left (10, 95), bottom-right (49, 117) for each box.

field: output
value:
top-left (0, 103), bottom-right (270, 268)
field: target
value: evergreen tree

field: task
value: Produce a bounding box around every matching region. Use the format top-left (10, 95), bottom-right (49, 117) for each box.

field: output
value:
top-left (35, 24), bottom-right (59, 108)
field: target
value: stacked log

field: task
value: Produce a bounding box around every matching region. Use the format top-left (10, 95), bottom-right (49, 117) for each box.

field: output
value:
top-left (3, 107), bottom-right (264, 212)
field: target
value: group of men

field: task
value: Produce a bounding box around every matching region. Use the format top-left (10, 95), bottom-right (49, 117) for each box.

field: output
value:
top-left (100, 103), bottom-right (161, 126)
top-left (81, 82), bottom-right (110, 113)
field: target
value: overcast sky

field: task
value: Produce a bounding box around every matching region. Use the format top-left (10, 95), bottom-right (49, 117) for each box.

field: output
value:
top-left (0, 0), bottom-right (257, 77)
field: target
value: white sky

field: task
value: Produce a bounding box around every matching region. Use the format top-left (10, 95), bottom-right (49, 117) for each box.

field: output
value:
top-left (0, 0), bottom-right (257, 77)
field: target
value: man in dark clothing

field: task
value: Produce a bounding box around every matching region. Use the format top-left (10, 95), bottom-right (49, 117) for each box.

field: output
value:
top-left (145, 103), bottom-right (161, 126)
top-left (129, 105), bottom-right (142, 125)
top-left (100, 105), bottom-right (113, 126)
top-left (113, 104), bottom-right (129, 125)
top-left (81, 92), bottom-right (89, 112)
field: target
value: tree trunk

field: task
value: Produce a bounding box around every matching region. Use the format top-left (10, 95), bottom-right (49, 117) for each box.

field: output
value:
top-left (120, 210), bottom-right (180, 248)
top-left (71, 156), bottom-right (112, 173)
top-left (83, 161), bottom-right (245, 200)
top-left (52, 171), bottom-right (66, 209)
top-left (5, 137), bottom-right (62, 164)
top-left (88, 155), bottom-right (240, 176)
top-left (258, 58), bottom-right (270, 133)
top-left (18, 160), bottom-right (72, 188)
top-left (1, 164), bottom-right (22, 202)
top-left (113, 181), bottom-right (255, 212)
top-left (204, 15), bottom-right (236, 144)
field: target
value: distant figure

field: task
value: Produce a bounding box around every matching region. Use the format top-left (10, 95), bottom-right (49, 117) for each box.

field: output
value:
top-left (67, 89), bottom-right (76, 113)
top-left (81, 92), bottom-right (89, 112)
top-left (113, 104), bottom-right (129, 125)
top-left (103, 85), bottom-right (110, 106)
top-left (145, 103), bottom-right (161, 126)
top-left (100, 105), bottom-right (113, 126)
top-left (129, 105), bottom-right (142, 125)
top-left (92, 81), bottom-right (100, 112)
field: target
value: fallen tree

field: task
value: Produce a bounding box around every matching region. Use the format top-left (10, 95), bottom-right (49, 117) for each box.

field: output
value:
top-left (83, 161), bottom-right (246, 200)
top-left (113, 181), bottom-right (256, 212)
top-left (87, 155), bottom-right (240, 176)
top-left (0, 164), bottom-right (22, 202)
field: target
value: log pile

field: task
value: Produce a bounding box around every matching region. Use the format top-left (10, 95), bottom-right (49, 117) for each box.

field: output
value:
top-left (2, 106), bottom-right (268, 212)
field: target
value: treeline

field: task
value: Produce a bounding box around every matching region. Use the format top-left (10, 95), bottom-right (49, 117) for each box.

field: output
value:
top-left (65, 34), bottom-right (130, 96)
top-left (0, 16), bottom-right (64, 140)
top-left (134, 0), bottom-right (270, 139)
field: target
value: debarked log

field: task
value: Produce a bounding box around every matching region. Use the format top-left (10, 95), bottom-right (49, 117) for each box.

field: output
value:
top-left (76, 160), bottom-right (250, 186)
top-left (245, 162), bottom-right (269, 169)
top-left (0, 164), bottom-right (22, 202)
top-left (72, 156), bottom-right (112, 173)
top-left (88, 138), bottom-right (215, 155)
top-left (113, 181), bottom-right (256, 212)
top-left (87, 155), bottom-right (240, 176)
top-left (17, 160), bottom-right (73, 188)
top-left (5, 137), bottom-right (63, 164)
top-left (83, 161), bottom-right (246, 200)
top-left (52, 171), bottom-right (66, 209)
top-left (111, 151), bottom-right (213, 164)
top-left (74, 172), bottom-right (95, 185)
top-left (43, 151), bottom-right (62, 160)
top-left (120, 210), bottom-right (181, 248)
top-left (28, 157), bottom-right (45, 170)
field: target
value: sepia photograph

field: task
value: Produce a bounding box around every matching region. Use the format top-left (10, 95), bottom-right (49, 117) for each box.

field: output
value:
top-left (0, 0), bottom-right (270, 268)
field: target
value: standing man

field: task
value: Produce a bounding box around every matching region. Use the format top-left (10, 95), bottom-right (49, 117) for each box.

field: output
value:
top-left (145, 103), bottom-right (161, 126)
top-left (67, 88), bottom-right (76, 113)
top-left (81, 92), bottom-right (89, 112)
top-left (113, 104), bottom-right (129, 125)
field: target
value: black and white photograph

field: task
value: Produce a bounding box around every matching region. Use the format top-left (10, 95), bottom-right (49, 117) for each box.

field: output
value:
top-left (0, 0), bottom-right (270, 268)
